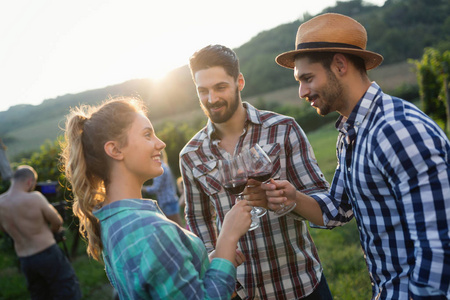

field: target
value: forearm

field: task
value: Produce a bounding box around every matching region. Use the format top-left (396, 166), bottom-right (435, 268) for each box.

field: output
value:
top-left (292, 191), bottom-right (325, 226)
top-left (48, 210), bottom-right (63, 233)
top-left (214, 233), bottom-right (240, 264)
top-left (49, 218), bottom-right (63, 233)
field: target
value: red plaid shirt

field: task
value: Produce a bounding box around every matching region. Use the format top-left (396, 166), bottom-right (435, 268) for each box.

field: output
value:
top-left (180, 103), bottom-right (330, 299)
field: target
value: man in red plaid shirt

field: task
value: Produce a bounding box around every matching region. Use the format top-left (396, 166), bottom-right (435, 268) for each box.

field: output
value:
top-left (180, 44), bottom-right (332, 300)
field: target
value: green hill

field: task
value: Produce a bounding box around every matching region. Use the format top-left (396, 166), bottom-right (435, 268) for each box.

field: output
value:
top-left (1, 0), bottom-right (448, 161)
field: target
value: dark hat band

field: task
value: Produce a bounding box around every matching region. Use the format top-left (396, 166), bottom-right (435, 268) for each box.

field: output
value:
top-left (297, 42), bottom-right (363, 50)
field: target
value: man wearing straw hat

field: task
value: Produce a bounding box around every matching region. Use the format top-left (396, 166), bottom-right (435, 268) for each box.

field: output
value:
top-left (262, 13), bottom-right (450, 299)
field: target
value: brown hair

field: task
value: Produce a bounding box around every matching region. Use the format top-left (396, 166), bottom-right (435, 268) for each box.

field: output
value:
top-left (189, 44), bottom-right (240, 81)
top-left (60, 97), bottom-right (146, 261)
top-left (13, 165), bottom-right (37, 182)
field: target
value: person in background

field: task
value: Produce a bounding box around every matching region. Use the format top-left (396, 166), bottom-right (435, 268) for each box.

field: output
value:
top-left (0, 165), bottom-right (81, 300)
top-left (176, 176), bottom-right (189, 229)
top-left (180, 44), bottom-right (332, 299)
top-left (263, 13), bottom-right (450, 299)
top-left (177, 176), bottom-right (185, 210)
top-left (61, 97), bottom-right (252, 299)
top-left (142, 149), bottom-right (182, 225)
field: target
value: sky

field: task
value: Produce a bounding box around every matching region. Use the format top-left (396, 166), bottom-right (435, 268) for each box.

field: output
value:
top-left (0, 0), bottom-right (386, 113)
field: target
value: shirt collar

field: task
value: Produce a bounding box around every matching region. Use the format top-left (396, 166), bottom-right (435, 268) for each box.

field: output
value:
top-left (336, 82), bottom-right (381, 133)
top-left (94, 198), bottom-right (159, 221)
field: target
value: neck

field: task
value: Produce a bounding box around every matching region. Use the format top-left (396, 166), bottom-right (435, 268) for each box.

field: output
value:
top-left (105, 166), bottom-right (144, 205)
top-left (9, 182), bottom-right (29, 193)
top-left (339, 74), bottom-right (372, 118)
top-left (213, 103), bottom-right (247, 155)
top-left (214, 103), bottom-right (247, 139)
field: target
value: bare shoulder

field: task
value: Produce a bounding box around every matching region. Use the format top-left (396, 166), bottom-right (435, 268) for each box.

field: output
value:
top-left (22, 191), bottom-right (50, 208)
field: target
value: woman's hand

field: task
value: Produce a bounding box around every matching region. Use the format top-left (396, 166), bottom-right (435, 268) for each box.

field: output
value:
top-left (214, 200), bottom-right (252, 265)
top-left (221, 199), bottom-right (253, 240)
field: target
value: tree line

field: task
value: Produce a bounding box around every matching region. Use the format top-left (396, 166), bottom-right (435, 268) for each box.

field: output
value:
top-left (0, 0), bottom-right (449, 186)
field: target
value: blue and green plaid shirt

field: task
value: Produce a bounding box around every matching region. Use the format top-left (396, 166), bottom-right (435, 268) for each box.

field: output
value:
top-left (94, 198), bottom-right (236, 299)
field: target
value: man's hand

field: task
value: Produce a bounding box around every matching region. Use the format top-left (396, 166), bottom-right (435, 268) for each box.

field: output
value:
top-left (259, 179), bottom-right (297, 212)
top-left (243, 179), bottom-right (269, 209)
top-left (54, 227), bottom-right (66, 242)
top-left (261, 179), bottom-right (325, 225)
top-left (234, 248), bottom-right (246, 267)
top-left (209, 248), bottom-right (246, 267)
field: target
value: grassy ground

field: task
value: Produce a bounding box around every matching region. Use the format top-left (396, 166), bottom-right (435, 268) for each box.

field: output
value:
top-left (0, 125), bottom-right (372, 299)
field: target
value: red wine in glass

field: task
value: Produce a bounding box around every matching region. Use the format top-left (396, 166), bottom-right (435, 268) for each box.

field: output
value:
top-left (219, 155), bottom-right (259, 231)
top-left (248, 172), bottom-right (271, 183)
top-left (242, 144), bottom-right (277, 217)
top-left (224, 179), bottom-right (248, 195)
top-left (245, 144), bottom-right (296, 217)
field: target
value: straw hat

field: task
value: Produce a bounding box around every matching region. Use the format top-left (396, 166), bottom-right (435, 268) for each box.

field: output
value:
top-left (276, 13), bottom-right (383, 70)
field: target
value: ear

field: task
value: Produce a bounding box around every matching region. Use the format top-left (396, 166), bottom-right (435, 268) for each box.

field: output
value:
top-left (26, 178), bottom-right (36, 192)
top-left (333, 53), bottom-right (348, 76)
top-left (237, 73), bottom-right (245, 91)
top-left (104, 141), bottom-right (124, 161)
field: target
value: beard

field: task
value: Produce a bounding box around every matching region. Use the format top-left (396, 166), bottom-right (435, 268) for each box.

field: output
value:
top-left (200, 87), bottom-right (240, 123)
top-left (315, 70), bottom-right (344, 116)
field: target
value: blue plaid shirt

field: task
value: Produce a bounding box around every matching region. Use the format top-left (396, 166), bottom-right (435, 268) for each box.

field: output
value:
top-left (144, 162), bottom-right (179, 206)
top-left (312, 83), bottom-right (450, 299)
top-left (94, 199), bottom-right (236, 299)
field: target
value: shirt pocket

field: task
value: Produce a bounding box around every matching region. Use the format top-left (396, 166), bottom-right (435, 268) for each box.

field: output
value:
top-left (192, 160), bottom-right (222, 197)
top-left (260, 143), bottom-right (282, 179)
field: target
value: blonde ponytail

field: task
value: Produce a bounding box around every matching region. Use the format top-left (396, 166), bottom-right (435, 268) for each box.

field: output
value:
top-left (60, 98), bottom-right (145, 262)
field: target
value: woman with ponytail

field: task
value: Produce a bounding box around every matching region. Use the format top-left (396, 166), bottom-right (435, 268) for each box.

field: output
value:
top-left (61, 97), bottom-right (252, 299)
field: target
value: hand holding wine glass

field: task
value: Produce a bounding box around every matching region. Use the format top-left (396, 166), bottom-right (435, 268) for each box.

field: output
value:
top-left (219, 155), bottom-right (260, 231)
top-left (242, 144), bottom-right (272, 217)
top-left (244, 144), bottom-right (296, 217)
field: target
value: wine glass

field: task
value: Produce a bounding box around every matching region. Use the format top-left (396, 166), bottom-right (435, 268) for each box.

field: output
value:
top-left (241, 144), bottom-right (270, 217)
top-left (219, 155), bottom-right (259, 231)
top-left (245, 144), bottom-right (296, 217)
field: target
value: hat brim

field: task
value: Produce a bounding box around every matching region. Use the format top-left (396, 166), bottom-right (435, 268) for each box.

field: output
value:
top-left (275, 48), bottom-right (383, 70)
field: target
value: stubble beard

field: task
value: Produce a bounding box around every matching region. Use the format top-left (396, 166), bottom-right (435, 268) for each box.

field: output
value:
top-left (316, 70), bottom-right (344, 117)
top-left (201, 87), bottom-right (240, 124)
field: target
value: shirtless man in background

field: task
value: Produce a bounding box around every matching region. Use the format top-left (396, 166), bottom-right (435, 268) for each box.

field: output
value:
top-left (0, 165), bottom-right (81, 299)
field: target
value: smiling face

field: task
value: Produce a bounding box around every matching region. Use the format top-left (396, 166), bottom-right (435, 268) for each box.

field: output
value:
top-left (119, 112), bottom-right (166, 182)
top-left (194, 66), bottom-right (243, 124)
top-left (294, 56), bottom-right (344, 116)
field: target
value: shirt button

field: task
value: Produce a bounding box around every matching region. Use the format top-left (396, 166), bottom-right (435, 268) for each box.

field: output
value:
top-left (347, 167), bottom-right (351, 172)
